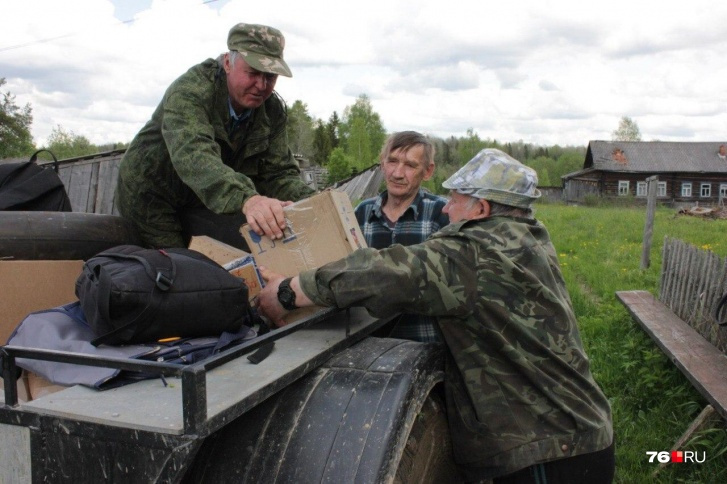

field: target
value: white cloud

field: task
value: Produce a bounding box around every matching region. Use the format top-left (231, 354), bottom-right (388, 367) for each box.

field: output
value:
top-left (1, 0), bottom-right (726, 148)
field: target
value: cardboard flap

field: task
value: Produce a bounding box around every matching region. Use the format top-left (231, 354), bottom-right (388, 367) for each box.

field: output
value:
top-left (1, 260), bottom-right (83, 344)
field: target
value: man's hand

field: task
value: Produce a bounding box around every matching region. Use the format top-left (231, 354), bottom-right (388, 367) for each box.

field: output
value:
top-left (242, 195), bottom-right (294, 239)
top-left (256, 266), bottom-right (290, 327)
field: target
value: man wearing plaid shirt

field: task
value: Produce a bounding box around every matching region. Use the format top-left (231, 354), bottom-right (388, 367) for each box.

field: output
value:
top-left (354, 131), bottom-right (449, 342)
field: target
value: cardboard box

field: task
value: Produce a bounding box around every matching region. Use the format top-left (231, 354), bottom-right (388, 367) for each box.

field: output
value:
top-left (241, 190), bottom-right (366, 322)
top-left (1, 260), bottom-right (83, 344)
top-left (223, 256), bottom-right (263, 302)
top-left (188, 235), bottom-right (263, 301)
top-left (188, 235), bottom-right (248, 264)
top-left (241, 190), bottom-right (366, 274)
top-left (26, 371), bottom-right (66, 399)
top-left (0, 260), bottom-right (82, 401)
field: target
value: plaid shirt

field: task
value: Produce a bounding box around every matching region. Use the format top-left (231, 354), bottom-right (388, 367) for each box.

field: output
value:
top-left (355, 189), bottom-right (449, 342)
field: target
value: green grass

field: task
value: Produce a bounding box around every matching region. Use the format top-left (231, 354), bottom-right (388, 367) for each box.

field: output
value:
top-left (535, 203), bottom-right (727, 483)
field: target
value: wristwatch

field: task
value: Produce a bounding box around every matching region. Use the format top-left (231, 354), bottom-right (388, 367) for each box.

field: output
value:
top-left (277, 278), bottom-right (298, 310)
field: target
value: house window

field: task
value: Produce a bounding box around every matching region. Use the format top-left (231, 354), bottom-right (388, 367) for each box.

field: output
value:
top-left (618, 181), bottom-right (629, 196)
top-left (657, 182), bottom-right (667, 197)
top-left (636, 182), bottom-right (647, 197)
top-left (681, 182), bottom-right (692, 197)
top-left (701, 183), bottom-right (711, 198)
top-left (720, 184), bottom-right (727, 201)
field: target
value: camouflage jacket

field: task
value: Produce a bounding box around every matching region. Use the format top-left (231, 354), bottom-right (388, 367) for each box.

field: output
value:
top-left (300, 216), bottom-right (613, 473)
top-left (117, 58), bottom-right (314, 214)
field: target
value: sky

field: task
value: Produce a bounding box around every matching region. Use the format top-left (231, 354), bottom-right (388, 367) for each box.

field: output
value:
top-left (2, 0), bottom-right (727, 149)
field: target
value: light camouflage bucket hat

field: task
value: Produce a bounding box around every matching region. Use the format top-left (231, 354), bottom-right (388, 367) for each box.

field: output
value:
top-left (442, 148), bottom-right (541, 209)
top-left (227, 23), bottom-right (292, 77)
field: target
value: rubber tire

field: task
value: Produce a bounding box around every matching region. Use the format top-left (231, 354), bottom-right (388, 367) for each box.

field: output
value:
top-left (394, 393), bottom-right (463, 484)
top-left (0, 211), bottom-right (142, 260)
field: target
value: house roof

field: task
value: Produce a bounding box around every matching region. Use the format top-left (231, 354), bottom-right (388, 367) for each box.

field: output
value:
top-left (334, 163), bottom-right (384, 202)
top-left (585, 140), bottom-right (727, 173)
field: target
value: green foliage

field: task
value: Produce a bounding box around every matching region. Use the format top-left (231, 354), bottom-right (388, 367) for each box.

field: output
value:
top-left (0, 78), bottom-right (36, 159)
top-left (43, 125), bottom-right (95, 159)
top-left (424, 128), bottom-right (586, 192)
top-left (339, 94), bottom-right (386, 170)
top-left (312, 120), bottom-right (332, 165)
top-left (286, 100), bottom-right (315, 157)
top-left (326, 147), bottom-right (352, 184)
top-left (346, 116), bottom-right (373, 172)
top-left (537, 204), bottom-right (727, 483)
top-left (612, 116), bottom-right (642, 141)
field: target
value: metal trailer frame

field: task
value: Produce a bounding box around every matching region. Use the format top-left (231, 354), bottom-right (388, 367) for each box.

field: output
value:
top-left (0, 308), bottom-right (447, 483)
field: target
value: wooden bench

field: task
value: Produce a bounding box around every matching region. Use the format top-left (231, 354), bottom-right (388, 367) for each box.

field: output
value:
top-left (616, 290), bottom-right (727, 422)
top-left (616, 237), bottom-right (727, 459)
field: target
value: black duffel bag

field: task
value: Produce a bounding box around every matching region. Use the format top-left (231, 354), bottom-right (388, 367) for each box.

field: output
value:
top-left (76, 245), bottom-right (250, 346)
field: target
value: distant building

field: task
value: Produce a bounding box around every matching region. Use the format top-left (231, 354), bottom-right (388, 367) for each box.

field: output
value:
top-left (294, 154), bottom-right (328, 191)
top-left (332, 164), bottom-right (385, 203)
top-left (562, 140), bottom-right (727, 206)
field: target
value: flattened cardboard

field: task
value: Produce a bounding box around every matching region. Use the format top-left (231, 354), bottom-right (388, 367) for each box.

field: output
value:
top-left (241, 190), bottom-right (365, 274)
top-left (0, 260), bottom-right (82, 401)
top-left (223, 256), bottom-right (263, 302)
top-left (188, 235), bottom-right (262, 301)
top-left (241, 191), bottom-right (366, 322)
top-left (27, 371), bottom-right (66, 399)
top-left (188, 235), bottom-right (248, 265)
top-left (1, 260), bottom-right (83, 344)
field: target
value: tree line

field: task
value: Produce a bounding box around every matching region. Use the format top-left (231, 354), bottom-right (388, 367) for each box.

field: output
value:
top-left (286, 94), bottom-right (587, 192)
top-left (1, 79), bottom-right (127, 161)
top-left (3, 77), bottom-right (597, 190)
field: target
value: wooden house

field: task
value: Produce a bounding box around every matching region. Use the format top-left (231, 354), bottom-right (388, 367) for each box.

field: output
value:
top-left (562, 140), bottom-right (727, 206)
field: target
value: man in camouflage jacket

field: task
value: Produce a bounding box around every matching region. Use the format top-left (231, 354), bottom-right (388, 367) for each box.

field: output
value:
top-left (116, 23), bottom-right (314, 248)
top-left (257, 149), bottom-right (614, 482)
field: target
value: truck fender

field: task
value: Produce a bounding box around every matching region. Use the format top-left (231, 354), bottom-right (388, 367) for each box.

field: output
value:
top-left (183, 336), bottom-right (457, 483)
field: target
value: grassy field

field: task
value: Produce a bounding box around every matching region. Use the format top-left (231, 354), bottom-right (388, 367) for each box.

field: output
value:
top-left (535, 203), bottom-right (727, 483)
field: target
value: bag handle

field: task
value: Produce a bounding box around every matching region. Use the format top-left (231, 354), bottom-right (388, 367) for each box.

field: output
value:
top-left (91, 249), bottom-right (176, 346)
top-left (29, 149), bottom-right (60, 173)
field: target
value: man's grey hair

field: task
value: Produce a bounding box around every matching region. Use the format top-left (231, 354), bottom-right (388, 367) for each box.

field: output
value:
top-left (380, 131), bottom-right (435, 167)
top-left (228, 50), bottom-right (241, 67)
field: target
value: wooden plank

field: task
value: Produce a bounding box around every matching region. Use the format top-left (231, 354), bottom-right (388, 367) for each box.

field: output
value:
top-left (18, 308), bottom-right (388, 435)
top-left (656, 405), bottom-right (718, 473)
top-left (95, 158), bottom-right (121, 215)
top-left (616, 290), bottom-right (727, 421)
top-left (65, 163), bottom-right (94, 212)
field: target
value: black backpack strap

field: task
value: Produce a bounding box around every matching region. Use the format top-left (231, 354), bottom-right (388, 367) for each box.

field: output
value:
top-left (29, 149), bottom-right (60, 173)
top-left (91, 249), bottom-right (176, 346)
top-left (715, 292), bottom-right (727, 326)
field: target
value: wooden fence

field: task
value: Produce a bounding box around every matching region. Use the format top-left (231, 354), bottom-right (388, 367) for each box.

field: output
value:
top-left (660, 237), bottom-right (727, 353)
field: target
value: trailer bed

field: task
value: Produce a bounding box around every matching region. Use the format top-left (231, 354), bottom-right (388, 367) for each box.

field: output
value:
top-left (2, 307), bottom-right (388, 436)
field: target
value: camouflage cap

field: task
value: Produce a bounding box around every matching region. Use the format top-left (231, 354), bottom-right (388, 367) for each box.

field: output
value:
top-left (442, 148), bottom-right (541, 208)
top-left (227, 23), bottom-right (292, 77)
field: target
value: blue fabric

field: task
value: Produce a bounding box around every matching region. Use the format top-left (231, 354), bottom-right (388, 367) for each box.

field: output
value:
top-left (8, 302), bottom-right (257, 389)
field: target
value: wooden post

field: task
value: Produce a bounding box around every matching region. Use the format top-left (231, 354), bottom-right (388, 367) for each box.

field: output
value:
top-left (641, 176), bottom-right (658, 269)
top-left (654, 405), bottom-right (719, 477)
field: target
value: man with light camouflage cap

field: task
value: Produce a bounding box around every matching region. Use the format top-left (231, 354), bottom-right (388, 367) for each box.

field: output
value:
top-left (257, 148), bottom-right (615, 483)
top-left (116, 23), bottom-right (314, 249)
top-left (442, 148), bottom-right (541, 208)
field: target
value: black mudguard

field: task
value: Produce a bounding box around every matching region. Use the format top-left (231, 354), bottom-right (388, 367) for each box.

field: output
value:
top-left (184, 337), bottom-right (446, 483)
